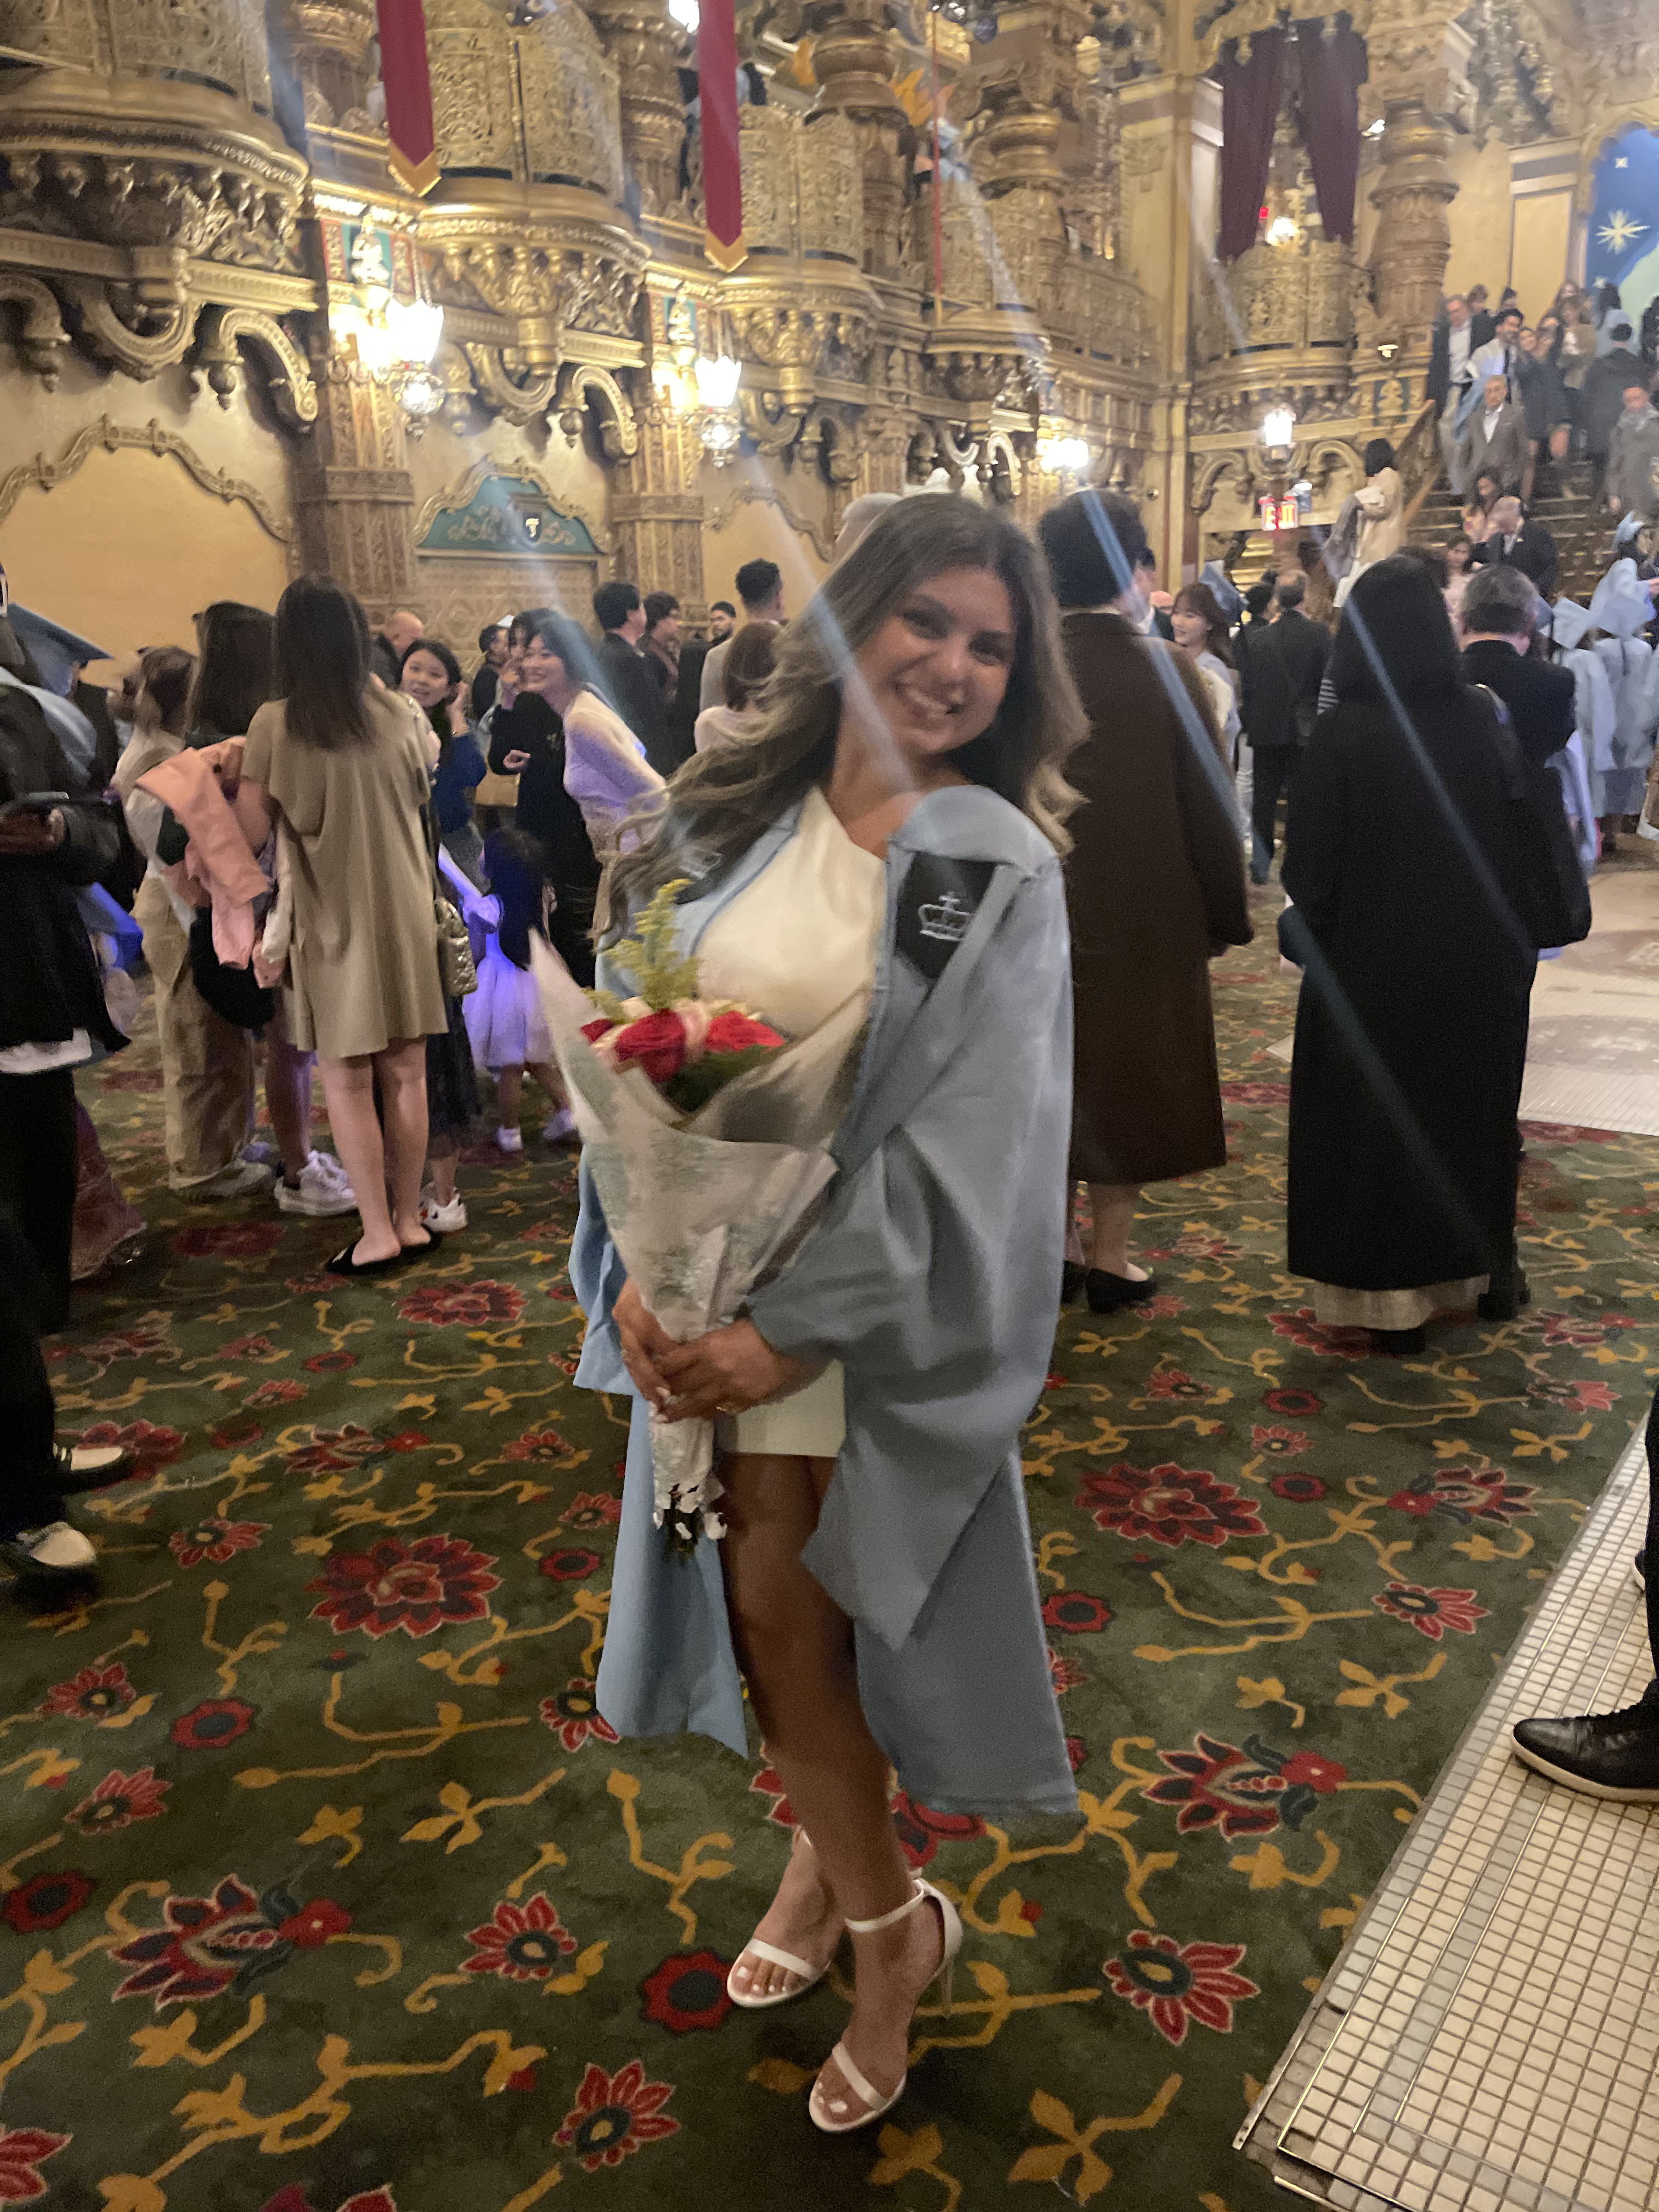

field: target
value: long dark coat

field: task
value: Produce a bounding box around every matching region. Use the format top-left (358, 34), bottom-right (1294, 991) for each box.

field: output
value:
top-left (1282, 686), bottom-right (1536, 1293)
top-left (1059, 610), bottom-right (1252, 1187)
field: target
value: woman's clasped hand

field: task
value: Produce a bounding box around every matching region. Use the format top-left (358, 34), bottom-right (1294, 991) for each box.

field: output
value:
top-left (610, 1278), bottom-right (815, 1418)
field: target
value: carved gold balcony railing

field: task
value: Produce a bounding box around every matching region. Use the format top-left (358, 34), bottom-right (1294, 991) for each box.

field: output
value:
top-left (1193, 239), bottom-right (1358, 366)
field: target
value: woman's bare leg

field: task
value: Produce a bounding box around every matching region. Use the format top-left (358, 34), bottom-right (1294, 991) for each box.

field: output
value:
top-left (374, 1039), bottom-right (432, 1248)
top-left (720, 1451), bottom-right (949, 2115)
top-left (494, 1064), bottom-right (523, 1136)
top-left (316, 1054), bottom-right (396, 1265)
top-left (1086, 1181), bottom-right (1147, 1280)
top-left (427, 1142), bottom-right (459, 1207)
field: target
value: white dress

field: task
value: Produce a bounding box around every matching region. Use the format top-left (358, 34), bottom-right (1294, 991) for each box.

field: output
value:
top-left (695, 786), bottom-right (885, 1457)
top-left (464, 905), bottom-right (556, 1070)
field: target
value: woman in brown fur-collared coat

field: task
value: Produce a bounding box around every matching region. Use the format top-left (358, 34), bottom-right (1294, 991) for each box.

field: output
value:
top-left (1039, 492), bottom-right (1253, 1314)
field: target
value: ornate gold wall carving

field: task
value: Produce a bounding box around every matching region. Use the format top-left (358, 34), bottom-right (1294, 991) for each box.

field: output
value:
top-left (0, 0), bottom-right (274, 108)
top-left (415, 456), bottom-right (614, 557)
top-left (1192, 241), bottom-right (1358, 364)
top-left (0, 415), bottom-right (292, 539)
top-left (706, 473), bottom-right (837, 565)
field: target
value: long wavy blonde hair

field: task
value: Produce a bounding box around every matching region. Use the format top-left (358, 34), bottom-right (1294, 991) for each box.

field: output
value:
top-left (603, 494), bottom-right (1084, 935)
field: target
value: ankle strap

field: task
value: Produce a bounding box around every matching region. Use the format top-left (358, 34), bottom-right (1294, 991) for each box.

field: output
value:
top-left (844, 1883), bottom-right (926, 1936)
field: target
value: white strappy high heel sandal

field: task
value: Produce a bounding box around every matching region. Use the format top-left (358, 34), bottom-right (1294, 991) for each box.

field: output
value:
top-left (808, 1879), bottom-right (962, 2135)
top-left (726, 1834), bottom-right (839, 2011)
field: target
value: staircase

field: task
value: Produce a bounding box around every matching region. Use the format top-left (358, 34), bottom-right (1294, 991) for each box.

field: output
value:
top-left (1409, 459), bottom-right (1621, 604)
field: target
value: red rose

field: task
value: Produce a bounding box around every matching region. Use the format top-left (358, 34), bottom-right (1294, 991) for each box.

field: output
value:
top-left (703, 1009), bottom-right (786, 1056)
top-left (580, 1017), bottom-right (616, 1043)
top-left (611, 1009), bottom-right (689, 1084)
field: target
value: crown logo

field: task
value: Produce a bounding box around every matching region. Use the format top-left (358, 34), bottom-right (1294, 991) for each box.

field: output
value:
top-left (917, 891), bottom-right (970, 944)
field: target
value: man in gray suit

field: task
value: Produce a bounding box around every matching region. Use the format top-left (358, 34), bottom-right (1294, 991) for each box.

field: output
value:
top-left (1459, 373), bottom-right (1530, 496)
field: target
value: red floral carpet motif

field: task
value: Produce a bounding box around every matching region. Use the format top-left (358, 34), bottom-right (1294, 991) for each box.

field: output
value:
top-left (6, 929), bottom-right (1655, 2210)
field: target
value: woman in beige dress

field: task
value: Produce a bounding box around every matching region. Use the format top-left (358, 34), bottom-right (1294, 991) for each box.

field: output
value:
top-left (236, 578), bottom-right (446, 1276)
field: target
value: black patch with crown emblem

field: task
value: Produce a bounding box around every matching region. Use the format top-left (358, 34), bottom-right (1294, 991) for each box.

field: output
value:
top-left (895, 855), bottom-right (996, 981)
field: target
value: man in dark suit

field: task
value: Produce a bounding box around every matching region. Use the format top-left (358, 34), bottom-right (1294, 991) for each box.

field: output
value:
top-left (592, 579), bottom-right (672, 774)
top-left (1458, 562), bottom-right (1575, 768)
top-left (1470, 495), bottom-right (1559, 597)
top-left (1239, 573), bottom-right (1329, 883)
top-left (1466, 284), bottom-right (1497, 348)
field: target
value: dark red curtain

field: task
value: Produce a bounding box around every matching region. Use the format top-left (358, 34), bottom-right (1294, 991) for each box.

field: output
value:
top-left (1299, 21), bottom-right (1368, 244)
top-left (1218, 29), bottom-right (1286, 261)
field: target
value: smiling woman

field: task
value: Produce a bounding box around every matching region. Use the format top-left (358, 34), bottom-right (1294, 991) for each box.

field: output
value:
top-left (573, 493), bottom-right (1088, 2141)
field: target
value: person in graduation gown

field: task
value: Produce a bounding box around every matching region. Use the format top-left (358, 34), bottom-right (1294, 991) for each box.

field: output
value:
top-left (1585, 558), bottom-right (1657, 833)
top-left (571, 494), bottom-right (1084, 2137)
top-left (1282, 555), bottom-right (1538, 1354)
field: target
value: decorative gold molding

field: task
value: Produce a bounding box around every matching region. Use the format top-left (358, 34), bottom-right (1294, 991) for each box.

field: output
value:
top-left (0, 270), bottom-right (69, 385)
top-left (0, 416), bottom-right (292, 541)
top-left (704, 475), bottom-right (837, 565)
top-left (191, 304), bottom-right (318, 427)
top-left (412, 455), bottom-right (616, 559)
top-left (552, 360), bottom-right (639, 460)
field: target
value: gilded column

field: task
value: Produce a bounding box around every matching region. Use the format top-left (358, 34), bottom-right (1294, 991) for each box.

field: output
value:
top-left (808, 0), bottom-right (913, 284)
top-left (294, 339), bottom-right (419, 625)
top-left (1364, 3), bottom-right (1472, 366)
top-left (581, 0), bottom-right (686, 217)
top-left (608, 393), bottom-right (707, 615)
top-left (959, 0), bottom-right (1087, 201)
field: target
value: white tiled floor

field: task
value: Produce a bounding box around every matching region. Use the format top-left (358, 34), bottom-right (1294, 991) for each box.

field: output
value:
top-left (1238, 1424), bottom-right (1658, 2210)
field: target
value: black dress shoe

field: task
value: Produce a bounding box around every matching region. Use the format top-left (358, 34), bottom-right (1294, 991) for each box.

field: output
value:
top-left (1085, 1269), bottom-right (1157, 1315)
top-left (1061, 1262), bottom-right (1086, 1306)
top-left (1512, 1705), bottom-right (1659, 1801)
top-left (1372, 1326), bottom-right (1427, 1356)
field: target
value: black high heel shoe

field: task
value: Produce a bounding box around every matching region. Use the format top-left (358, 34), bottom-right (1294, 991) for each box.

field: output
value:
top-left (1085, 1269), bottom-right (1158, 1315)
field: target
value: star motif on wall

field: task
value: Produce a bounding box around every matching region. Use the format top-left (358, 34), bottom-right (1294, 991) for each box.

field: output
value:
top-left (1616, 156), bottom-right (1629, 170)
top-left (1598, 209), bottom-right (1647, 253)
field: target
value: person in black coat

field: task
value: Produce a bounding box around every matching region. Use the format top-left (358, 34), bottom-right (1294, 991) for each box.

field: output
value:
top-left (592, 580), bottom-right (672, 774)
top-left (483, 610), bottom-right (601, 987)
top-left (1581, 320), bottom-right (1645, 501)
top-left (0, 686), bottom-right (127, 1334)
top-left (1469, 495), bottom-right (1560, 597)
top-left (1281, 556), bottom-right (1538, 1353)
top-left (1458, 563), bottom-right (1576, 766)
top-left (1239, 574), bottom-right (1330, 882)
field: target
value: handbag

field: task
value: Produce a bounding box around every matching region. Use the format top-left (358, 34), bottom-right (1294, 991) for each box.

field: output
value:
top-left (189, 906), bottom-right (278, 1029)
top-left (425, 800), bottom-right (477, 1000)
top-left (1470, 684), bottom-right (1592, 952)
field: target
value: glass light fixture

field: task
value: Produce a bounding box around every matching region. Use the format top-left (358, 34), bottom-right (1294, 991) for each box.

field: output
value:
top-left (1260, 406), bottom-right (1296, 453)
top-left (1040, 434), bottom-right (1091, 477)
top-left (694, 353), bottom-right (741, 409)
top-left (1264, 213), bottom-right (1299, 247)
top-left (692, 353), bottom-right (742, 464)
top-left (668, 0), bottom-right (699, 27)
top-left (337, 290), bottom-right (445, 424)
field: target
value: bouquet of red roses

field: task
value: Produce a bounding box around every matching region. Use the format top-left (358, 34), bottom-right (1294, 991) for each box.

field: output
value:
top-left (534, 884), bottom-right (853, 1548)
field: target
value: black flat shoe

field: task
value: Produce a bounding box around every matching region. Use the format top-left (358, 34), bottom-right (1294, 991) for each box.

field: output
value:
top-left (1085, 1269), bottom-right (1157, 1315)
top-left (1372, 1326), bottom-right (1426, 1356)
top-left (1477, 1271), bottom-right (1531, 1322)
top-left (1512, 1705), bottom-right (1659, 1801)
top-left (399, 1231), bottom-right (443, 1262)
top-left (1061, 1262), bottom-right (1086, 1306)
top-left (326, 1244), bottom-right (408, 1278)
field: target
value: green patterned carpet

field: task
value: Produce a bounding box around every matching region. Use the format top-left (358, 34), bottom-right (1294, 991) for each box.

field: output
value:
top-left (3, 894), bottom-right (1657, 2212)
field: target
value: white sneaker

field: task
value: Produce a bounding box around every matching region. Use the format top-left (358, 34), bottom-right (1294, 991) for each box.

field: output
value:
top-left (276, 1153), bottom-right (359, 1217)
top-left (420, 1192), bottom-right (468, 1232)
top-left (180, 1159), bottom-right (278, 1204)
top-left (495, 1126), bottom-right (524, 1154)
top-left (1, 1521), bottom-right (97, 1576)
top-left (542, 1109), bottom-right (577, 1143)
top-left (309, 1150), bottom-right (353, 1189)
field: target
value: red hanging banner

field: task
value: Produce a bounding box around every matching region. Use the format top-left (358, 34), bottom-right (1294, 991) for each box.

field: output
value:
top-left (376, 0), bottom-right (439, 196)
top-left (700, 0), bottom-right (745, 270)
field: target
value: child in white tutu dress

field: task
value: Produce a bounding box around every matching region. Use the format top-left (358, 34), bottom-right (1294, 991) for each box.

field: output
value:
top-left (466, 828), bottom-right (576, 1152)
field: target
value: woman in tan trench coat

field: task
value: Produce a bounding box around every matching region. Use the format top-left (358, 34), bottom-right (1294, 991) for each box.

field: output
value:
top-left (1039, 490), bottom-right (1253, 1313)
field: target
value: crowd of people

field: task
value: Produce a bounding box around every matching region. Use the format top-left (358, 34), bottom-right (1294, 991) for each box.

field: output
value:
top-left (0, 458), bottom-right (1645, 2130)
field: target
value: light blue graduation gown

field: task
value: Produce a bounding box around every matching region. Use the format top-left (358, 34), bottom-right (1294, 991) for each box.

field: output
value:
top-left (571, 783), bottom-right (1079, 1818)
